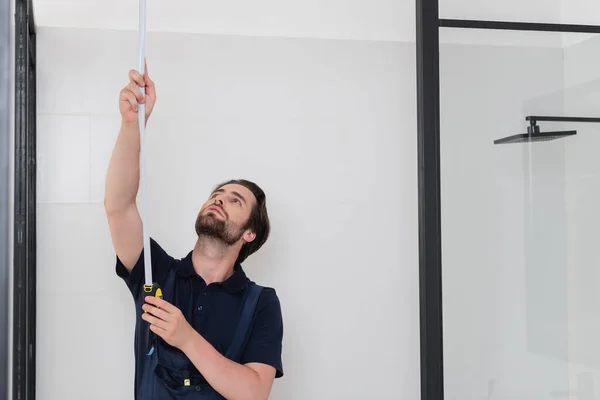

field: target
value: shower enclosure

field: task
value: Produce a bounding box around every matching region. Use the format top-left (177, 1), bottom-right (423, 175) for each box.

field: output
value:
top-left (417, 1), bottom-right (600, 399)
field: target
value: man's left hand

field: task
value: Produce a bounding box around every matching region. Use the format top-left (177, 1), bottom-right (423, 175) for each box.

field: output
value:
top-left (142, 296), bottom-right (196, 349)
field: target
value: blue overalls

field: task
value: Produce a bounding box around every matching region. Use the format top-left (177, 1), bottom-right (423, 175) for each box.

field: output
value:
top-left (136, 277), bottom-right (263, 400)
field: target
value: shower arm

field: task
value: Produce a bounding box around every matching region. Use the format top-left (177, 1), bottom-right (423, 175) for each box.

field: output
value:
top-left (526, 116), bottom-right (600, 125)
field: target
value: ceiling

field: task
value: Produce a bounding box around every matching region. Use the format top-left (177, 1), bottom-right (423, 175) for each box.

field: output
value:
top-left (30, 0), bottom-right (600, 46)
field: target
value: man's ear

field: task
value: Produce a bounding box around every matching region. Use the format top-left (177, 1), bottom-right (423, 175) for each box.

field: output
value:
top-left (243, 229), bottom-right (256, 243)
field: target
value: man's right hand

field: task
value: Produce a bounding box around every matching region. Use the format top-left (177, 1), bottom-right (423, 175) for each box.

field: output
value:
top-left (119, 64), bottom-right (156, 124)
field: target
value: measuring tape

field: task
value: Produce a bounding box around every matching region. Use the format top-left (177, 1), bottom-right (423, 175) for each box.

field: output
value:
top-left (138, 0), bottom-right (162, 356)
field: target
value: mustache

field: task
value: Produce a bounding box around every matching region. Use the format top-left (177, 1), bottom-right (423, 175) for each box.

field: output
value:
top-left (204, 204), bottom-right (227, 218)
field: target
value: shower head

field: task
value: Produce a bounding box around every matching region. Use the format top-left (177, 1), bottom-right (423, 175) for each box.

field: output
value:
top-left (494, 131), bottom-right (577, 144)
top-left (494, 123), bottom-right (576, 145)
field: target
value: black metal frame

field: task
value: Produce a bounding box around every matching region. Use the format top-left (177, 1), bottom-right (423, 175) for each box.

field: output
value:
top-left (0, 0), bottom-right (10, 399)
top-left (439, 19), bottom-right (600, 33)
top-left (13, 0), bottom-right (36, 399)
top-left (416, 0), bottom-right (444, 399)
top-left (415, 2), bottom-right (600, 400)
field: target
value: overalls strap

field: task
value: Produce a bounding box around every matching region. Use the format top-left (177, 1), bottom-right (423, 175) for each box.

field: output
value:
top-left (226, 282), bottom-right (263, 362)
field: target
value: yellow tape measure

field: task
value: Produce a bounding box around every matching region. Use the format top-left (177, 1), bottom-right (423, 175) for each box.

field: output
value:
top-left (143, 283), bottom-right (162, 313)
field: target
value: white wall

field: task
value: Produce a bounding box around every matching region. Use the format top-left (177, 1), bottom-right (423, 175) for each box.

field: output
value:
top-left (439, 0), bottom-right (562, 23)
top-left (30, 0), bottom-right (574, 49)
top-left (35, 27), bottom-right (420, 400)
top-left (561, 0), bottom-right (600, 27)
top-left (32, 0), bottom-right (414, 42)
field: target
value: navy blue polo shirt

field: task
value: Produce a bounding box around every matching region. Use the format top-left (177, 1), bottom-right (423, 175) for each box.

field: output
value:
top-left (115, 238), bottom-right (284, 399)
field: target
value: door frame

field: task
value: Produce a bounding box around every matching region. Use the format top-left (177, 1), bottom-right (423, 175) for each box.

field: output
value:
top-left (13, 0), bottom-right (37, 399)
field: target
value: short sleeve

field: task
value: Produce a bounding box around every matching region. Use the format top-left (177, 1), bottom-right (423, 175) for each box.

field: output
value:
top-left (115, 237), bottom-right (175, 302)
top-left (240, 288), bottom-right (284, 378)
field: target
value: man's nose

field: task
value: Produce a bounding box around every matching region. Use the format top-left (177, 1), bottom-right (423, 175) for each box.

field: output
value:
top-left (213, 196), bottom-right (224, 206)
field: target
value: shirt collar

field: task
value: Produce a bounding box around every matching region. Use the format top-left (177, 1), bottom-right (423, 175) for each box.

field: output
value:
top-left (177, 251), bottom-right (249, 293)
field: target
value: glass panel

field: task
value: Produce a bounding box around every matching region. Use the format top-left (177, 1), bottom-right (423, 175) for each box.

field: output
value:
top-left (563, 33), bottom-right (600, 399)
top-left (439, 29), bottom-right (600, 399)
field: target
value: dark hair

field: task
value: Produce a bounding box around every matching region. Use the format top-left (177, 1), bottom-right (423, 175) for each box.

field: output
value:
top-left (213, 179), bottom-right (270, 263)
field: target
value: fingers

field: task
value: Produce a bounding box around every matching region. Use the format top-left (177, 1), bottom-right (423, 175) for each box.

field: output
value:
top-left (145, 296), bottom-right (175, 312)
top-left (144, 75), bottom-right (156, 99)
top-left (120, 66), bottom-right (154, 119)
top-left (127, 64), bottom-right (154, 100)
top-left (143, 313), bottom-right (168, 330)
top-left (129, 68), bottom-right (145, 88)
top-left (142, 303), bottom-right (170, 322)
top-left (149, 324), bottom-right (166, 335)
top-left (131, 63), bottom-right (154, 93)
top-left (120, 69), bottom-right (147, 112)
top-left (127, 81), bottom-right (145, 104)
top-left (120, 88), bottom-right (139, 112)
top-left (143, 62), bottom-right (156, 98)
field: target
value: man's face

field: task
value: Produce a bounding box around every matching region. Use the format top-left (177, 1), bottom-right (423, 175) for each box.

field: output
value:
top-left (195, 184), bottom-right (257, 246)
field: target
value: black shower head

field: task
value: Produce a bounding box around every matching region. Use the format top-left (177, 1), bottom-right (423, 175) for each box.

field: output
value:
top-left (494, 124), bottom-right (576, 145)
top-left (494, 130), bottom-right (577, 144)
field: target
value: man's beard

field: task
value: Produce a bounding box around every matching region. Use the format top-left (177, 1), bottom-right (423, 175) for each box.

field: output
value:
top-left (195, 212), bottom-right (245, 246)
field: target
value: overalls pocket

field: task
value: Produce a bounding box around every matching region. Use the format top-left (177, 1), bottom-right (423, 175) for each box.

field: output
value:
top-left (153, 363), bottom-right (223, 400)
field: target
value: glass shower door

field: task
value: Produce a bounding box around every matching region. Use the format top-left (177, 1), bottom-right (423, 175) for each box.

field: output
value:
top-left (438, 27), bottom-right (591, 399)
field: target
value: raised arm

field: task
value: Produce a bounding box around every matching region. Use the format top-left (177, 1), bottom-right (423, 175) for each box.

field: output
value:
top-left (104, 67), bottom-right (156, 272)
